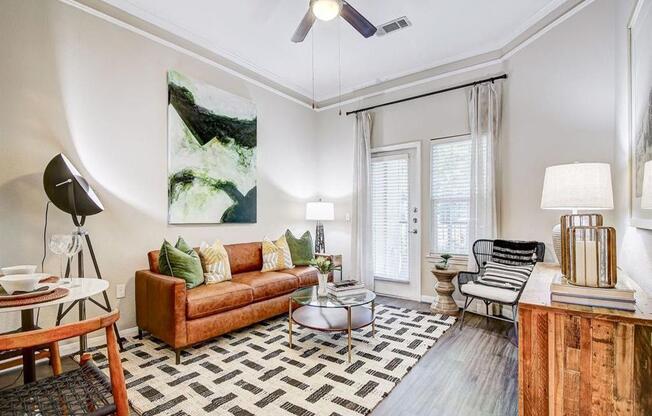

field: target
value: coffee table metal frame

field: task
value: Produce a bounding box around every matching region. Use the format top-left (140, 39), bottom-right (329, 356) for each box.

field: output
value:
top-left (288, 286), bottom-right (376, 362)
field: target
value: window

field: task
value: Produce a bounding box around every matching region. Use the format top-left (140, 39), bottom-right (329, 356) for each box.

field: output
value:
top-left (371, 153), bottom-right (409, 281)
top-left (430, 136), bottom-right (472, 255)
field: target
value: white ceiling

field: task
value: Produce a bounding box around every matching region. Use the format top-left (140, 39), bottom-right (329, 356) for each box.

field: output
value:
top-left (100, 0), bottom-right (564, 102)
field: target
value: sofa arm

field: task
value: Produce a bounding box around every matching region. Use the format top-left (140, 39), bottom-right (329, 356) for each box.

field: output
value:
top-left (135, 270), bottom-right (187, 348)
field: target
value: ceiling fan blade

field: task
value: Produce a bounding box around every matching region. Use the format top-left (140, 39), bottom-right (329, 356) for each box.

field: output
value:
top-left (291, 9), bottom-right (317, 43)
top-left (341, 1), bottom-right (377, 38)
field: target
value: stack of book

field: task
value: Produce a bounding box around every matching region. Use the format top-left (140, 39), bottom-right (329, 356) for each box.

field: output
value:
top-left (550, 274), bottom-right (636, 311)
top-left (327, 280), bottom-right (366, 297)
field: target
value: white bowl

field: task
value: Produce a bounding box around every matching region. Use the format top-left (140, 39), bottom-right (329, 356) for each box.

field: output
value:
top-left (1, 265), bottom-right (38, 275)
top-left (0, 274), bottom-right (42, 294)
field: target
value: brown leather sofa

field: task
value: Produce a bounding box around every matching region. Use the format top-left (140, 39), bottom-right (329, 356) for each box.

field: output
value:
top-left (136, 242), bottom-right (329, 364)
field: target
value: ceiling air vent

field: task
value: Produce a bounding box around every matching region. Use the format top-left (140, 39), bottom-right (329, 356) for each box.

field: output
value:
top-left (376, 17), bottom-right (412, 37)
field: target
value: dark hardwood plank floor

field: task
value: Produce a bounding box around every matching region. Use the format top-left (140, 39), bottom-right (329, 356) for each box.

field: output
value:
top-left (0, 297), bottom-right (518, 416)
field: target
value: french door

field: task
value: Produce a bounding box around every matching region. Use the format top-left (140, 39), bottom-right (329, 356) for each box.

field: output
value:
top-left (370, 143), bottom-right (421, 300)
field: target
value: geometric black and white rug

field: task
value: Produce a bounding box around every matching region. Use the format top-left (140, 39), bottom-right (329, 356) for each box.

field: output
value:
top-left (90, 304), bottom-right (455, 416)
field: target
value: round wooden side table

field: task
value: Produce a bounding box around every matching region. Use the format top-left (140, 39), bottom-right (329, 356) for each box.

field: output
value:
top-left (431, 269), bottom-right (460, 316)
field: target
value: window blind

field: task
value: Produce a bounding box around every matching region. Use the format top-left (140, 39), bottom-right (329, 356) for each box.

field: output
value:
top-left (431, 137), bottom-right (472, 255)
top-left (371, 154), bottom-right (410, 281)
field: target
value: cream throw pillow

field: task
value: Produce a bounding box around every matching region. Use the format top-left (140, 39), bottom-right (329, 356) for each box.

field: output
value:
top-left (262, 237), bottom-right (287, 272)
top-left (199, 240), bottom-right (232, 284)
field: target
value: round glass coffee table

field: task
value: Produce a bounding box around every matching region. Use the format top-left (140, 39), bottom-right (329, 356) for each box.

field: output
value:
top-left (288, 286), bottom-right (376, 362)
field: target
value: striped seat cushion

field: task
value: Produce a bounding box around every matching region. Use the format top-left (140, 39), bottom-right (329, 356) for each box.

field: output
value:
top-left (491, 239), bottom-right (538, 265)
top-left (477, 261), bottom-right (534, 291)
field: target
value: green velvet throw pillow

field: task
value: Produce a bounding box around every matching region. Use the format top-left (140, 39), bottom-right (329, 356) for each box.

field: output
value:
top-left (158, 238), bottom-right (204, 289)
top-left (285, 230), bottom-right (315, 266)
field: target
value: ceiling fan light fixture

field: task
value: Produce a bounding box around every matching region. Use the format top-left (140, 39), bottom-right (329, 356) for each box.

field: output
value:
top-left (311, 0), bottom-right (342, 22)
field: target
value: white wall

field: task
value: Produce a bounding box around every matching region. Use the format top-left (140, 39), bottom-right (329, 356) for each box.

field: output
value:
top-left (317, 0), bottom-right (626, 301)
top-left (0, 0), bottom-right (318, 332)
top-left (614, 0), bottom-right (652, 294)
top-left (501, 0), bottom-right (618, 249)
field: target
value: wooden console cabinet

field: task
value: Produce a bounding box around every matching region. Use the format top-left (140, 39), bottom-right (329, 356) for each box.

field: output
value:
top-left (518, 263), bottom-right (652, 416)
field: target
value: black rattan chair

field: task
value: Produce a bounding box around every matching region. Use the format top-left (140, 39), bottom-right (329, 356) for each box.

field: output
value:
top-left (457, 239), bottom-right (545, 335)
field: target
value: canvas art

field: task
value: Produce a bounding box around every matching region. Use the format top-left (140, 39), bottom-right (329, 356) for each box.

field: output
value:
top-left (167, 70), bottom-right (257, 224)
top-left (630, 0), bottom-right (652, 229)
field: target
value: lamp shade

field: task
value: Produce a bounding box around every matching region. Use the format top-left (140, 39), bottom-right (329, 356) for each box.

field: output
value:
top-left (541, 163), bottom-right (613, 210)
top-left (306, 201), bottom-right (334, 221)
top-left (642, 161), bottom-right (652, 209)
top-left (43, 153), bottom-right (104, 216)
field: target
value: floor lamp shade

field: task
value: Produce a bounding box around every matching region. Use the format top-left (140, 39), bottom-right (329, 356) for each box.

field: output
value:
top-left (43, 153), bottom-right (104, 216)
top-left (306, 202), bottom-right (335, 221)
top-left (642, 161), bottom-right (652, 209)
top-left (541, 163), bottom-right (614, 263)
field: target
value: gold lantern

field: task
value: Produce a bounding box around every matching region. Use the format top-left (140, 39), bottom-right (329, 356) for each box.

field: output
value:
top-left (560, 214), bottom-right (603, 277)
top-left (568, 226), bottom-right (617, 288)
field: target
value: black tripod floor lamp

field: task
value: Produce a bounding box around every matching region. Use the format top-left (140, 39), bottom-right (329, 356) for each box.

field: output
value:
top-left (43, 153), bottom-right (123, 353)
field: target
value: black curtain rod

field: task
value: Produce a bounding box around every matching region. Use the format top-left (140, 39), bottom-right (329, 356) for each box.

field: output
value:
top-left (345, 73), bottom-right (508, 116)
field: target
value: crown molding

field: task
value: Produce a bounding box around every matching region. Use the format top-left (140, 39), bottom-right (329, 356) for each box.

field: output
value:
top-left (317, 0), bottom-right (589, 108)
top-left (61, 0), bottom-right (315, 109)
top-left (60, 0), bottom-right (590, 111)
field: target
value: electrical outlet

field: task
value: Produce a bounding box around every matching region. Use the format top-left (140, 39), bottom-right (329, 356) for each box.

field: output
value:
top-left (116, 284), bottom-right (126, 299)
top-left (345, 213), bottom-right (351, 222)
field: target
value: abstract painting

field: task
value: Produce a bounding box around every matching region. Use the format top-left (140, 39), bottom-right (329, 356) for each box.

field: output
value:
top-left (167, 70), bottom-right (257, 224)
top-left (630, 0), bottom-right (652, 229)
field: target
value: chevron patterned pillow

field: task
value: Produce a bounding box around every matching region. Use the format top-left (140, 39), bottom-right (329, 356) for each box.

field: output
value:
top-left (261, 237), bottom-right (287, 272)
top-left (198, 240), bottom-right (232, 284)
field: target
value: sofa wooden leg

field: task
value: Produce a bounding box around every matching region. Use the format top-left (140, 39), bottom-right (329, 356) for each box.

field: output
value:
top-left (175, 349), bottom-right (182, 365)
top-left (137, 328), bottom-right (143, 340)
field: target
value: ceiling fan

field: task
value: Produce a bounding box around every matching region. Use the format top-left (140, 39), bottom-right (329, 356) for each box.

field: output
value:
top-left (291, 0), bottom-right (377, 43)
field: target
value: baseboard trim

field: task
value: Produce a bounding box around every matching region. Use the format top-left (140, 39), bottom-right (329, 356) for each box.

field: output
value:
top-left (421, 295), bottom-right (466, 308)
top-left (423, 294), bottom-right (516, 319)
top-left (58, 326), bottom-right (139, 357)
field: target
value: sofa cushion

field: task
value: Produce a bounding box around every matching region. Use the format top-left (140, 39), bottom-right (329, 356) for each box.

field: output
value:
top-left (186, 281), bottom-right (253, 319)
top-left (283, 266), bottom-right (318, 287)
top-left (232, 271), bottom-right (298, 301)
top-left (224, 243), bottom-right (263, 274)
top-left (460, 281), bottom-right (519, 304)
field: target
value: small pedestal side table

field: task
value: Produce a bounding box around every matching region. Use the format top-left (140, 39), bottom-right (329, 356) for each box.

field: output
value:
top-left (431, 269), bottom-right (460, 316)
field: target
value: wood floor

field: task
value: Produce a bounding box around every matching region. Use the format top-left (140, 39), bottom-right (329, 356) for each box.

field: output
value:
top-left (371, 296), bottom-right (518, 416)
top-left (0, 297), bottom-right (518, 416)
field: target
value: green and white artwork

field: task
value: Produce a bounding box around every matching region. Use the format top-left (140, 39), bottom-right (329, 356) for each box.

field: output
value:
top-left (167, 70), bottom-right (257, 224)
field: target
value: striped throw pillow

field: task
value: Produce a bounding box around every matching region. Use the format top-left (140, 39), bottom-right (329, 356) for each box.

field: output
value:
top-left (477, 261), bottom-right (534, 291)
top-left (491, 240), bottom-right (538, 266)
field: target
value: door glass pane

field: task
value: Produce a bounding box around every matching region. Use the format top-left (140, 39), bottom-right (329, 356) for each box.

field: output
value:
top-left (371, 154), bottom-right (410, 281)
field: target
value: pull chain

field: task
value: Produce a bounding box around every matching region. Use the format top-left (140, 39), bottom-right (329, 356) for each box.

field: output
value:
top-left (312, 24), bottom-right (316, 110)
top-left (338, 18), bottom-right (343, 116)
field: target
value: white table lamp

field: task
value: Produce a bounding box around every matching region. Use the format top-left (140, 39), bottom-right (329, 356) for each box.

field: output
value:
top-left (306, 201), bottom-right (334, 253)
top-left (541, 163), bottom-right (614, 262)
top-left (641, 161), bottom-right (652, 209)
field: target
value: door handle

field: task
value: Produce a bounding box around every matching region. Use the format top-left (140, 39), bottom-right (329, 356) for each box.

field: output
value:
top-left (411, 229), bottom-right (418, 234)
